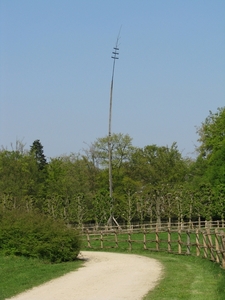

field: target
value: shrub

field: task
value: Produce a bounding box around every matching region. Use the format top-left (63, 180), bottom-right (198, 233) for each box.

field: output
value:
top-left (0, 210), bottom-right (81, 263)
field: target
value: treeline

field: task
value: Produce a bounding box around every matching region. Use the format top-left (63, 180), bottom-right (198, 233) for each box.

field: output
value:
top-left (1, 107), bottom-right (225, 226)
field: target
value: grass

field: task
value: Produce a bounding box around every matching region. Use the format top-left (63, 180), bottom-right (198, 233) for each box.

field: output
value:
top-left (142, 252), bottom-right (225, 300)
top-left (1, 232), bottom-right (225, 300)
top-left (0, 254), bottom-right (83, 300)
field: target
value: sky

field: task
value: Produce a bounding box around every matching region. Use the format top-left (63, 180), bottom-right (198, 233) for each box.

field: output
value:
top-left (0, 0), bottom-right (225, 159)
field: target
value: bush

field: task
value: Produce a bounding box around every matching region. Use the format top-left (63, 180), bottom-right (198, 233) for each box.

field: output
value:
top-left (0, 210), bottom-right (81, 263)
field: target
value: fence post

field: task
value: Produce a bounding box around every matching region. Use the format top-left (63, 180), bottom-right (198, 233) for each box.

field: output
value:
top-left (206, 229), bottom-right (216, 262)
top-left (178, 229), bottom-right (182, 254)
top-left (128, 232), bottom-right (132, 251)
top-left (186, 230), bottom-right (191, 255)
top-left (156, 228), bottom-right (159, 251)
top-left (188, 220), bottom-right (191, 229)
top-left (168, 228), bottom-right (171, 252)
top-left (100, 231), bottom-right (103, 249)
top-left (203, 231), bottom-right (208, 259)
top-left (86, 230), bottom-right (91, 248)
top-left (215, 229), bottom-right (221, 264)
top-left (195, 229), bottom-right (200, 257)
top-left (198, 216), bottom-right (201, 229)
top-left (114, 231), bottom-right (118, 248)
top-left (219, 233), bottom-right (225, 268)
top-left (143, 231), bottom-right (147, 250)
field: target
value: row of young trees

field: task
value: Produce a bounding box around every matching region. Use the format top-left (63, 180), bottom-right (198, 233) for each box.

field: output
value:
top-left (1, 107), bottom-right (225, 226)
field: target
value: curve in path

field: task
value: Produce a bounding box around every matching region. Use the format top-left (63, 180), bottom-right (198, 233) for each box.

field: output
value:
top-left (8, 251), bottom-right (163, 300)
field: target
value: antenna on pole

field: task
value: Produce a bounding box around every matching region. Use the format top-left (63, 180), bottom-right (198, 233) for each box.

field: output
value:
top-left (108, 29), bottom-right (121, 227)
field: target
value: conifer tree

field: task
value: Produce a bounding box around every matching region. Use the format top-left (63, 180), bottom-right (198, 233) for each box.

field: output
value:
top-left (30, 139), bottom-right (47, 170)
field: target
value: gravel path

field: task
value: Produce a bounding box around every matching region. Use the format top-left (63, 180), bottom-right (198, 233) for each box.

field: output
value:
top-left (8, 251), bottom-right (163, 300)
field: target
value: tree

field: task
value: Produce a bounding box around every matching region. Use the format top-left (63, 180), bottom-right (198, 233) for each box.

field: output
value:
top-left (87, 133), bottom-right (134, 170)
top-left (114, 177), bottom-right (140, 226)
top-left (197, 107), bottom-right (225, 158)
top-left (129, 143), bottom-right (188, 186)
top-left (91, 189), bottom-right (110, 226)
top-left (0, 148), bottom-right (40, 212)
top-left (194, 107), bottom-right (225, 186)
top-left (30, 140), bottom-right (47, 171)
top-left (45, 155), bottom-right (92, 223)
top-left (29, 139), bottom-right (48, 201)
top-left (84, 133), bottom-right (135, 221)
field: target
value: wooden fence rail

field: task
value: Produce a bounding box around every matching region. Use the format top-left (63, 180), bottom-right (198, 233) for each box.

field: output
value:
top-left (80, 220), bottom-right (225, 233)
top-left (82, 227), bottom-right (225, 269)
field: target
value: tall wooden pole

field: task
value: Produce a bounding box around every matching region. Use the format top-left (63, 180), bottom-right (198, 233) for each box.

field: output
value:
top-left (108, 34), bottom-right (120, 225)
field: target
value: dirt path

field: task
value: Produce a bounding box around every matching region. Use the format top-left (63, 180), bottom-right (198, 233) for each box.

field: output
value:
top-left (8, 251), bottom-right (163, 300)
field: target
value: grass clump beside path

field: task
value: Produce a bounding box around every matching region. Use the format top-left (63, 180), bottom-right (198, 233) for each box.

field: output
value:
top-left (0, 254), bottom-right (84, 300)
top-left (142, 251), bottom-right (225, 300)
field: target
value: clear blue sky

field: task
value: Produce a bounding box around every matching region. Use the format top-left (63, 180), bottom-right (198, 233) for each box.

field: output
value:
top-left (1, 0), bottom-right (225, 159)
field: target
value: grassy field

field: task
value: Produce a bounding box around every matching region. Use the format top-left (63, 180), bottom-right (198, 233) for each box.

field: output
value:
top-left (143, 252), bottom-right (225, 300)
top-left (1, 233), bottom-right (225, 300)
top-left (0, 254), bottom-right (83, 300)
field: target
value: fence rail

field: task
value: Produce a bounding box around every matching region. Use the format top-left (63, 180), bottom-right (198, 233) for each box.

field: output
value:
top-left (80, 220), bottom-right (225, 233)
top-left (82, 224), bottom-right (225, 269)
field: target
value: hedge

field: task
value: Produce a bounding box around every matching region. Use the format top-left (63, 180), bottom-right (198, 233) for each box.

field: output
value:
top-left (0, 210), bottom-right (81, 263)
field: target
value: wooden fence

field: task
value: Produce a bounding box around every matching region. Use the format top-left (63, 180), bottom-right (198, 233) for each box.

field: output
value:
top-left (80, 219), bottom-right (225, 233)
top-left (82, 226), bottom-right (225, 269)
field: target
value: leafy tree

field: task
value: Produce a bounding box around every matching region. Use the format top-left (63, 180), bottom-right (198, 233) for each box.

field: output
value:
top-left (129, 143), bottom-right (188, 186)
top-left (91, 189), bottom-right (110, 226)
top-left (114, 177), bottom-right (140, 225)
top-left (0, 149), bottom-right (39, 211)
top-left (88, 133), bottom-right (134, 170)
top-left (85, 133), bottom-right (136, 217)
top-left (45, 155), bottom-right (92, 223)
top-left (205, 140), bottom-right (225, 185)
top-left (213, 184), bottom-right (225, 222)
top-left (193, 107), bottom-right (225, 187)
top-left (197, 107), bottom-right (225, 159)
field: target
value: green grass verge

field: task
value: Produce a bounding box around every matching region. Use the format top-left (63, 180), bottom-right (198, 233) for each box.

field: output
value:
top-left (142, 252), bottom-right (225, 300)
top-left (1, 242), bottom-right (225, 300)
top-left (0, 254), bottom-right (83, 300)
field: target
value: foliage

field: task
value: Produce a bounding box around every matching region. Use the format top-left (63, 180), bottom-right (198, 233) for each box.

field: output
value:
top-left (88, 133), bottom-right (135, 169)
top-left (195, 107), bottom-right (225, 185)
top-left (0, 210), bottom-right (81, 263)
top-left (197, 107), bottom-right (225, 159)
top-left (0, 149), bottom-right (40, 209)
top-left (30, 139), bottom-right (47, 171)
top-left (1, 107), bottom-right (225, 227)
top-left (128, 142), bottom-right (188, 186)
top-left (91, 189), bottom-right (111, 226)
